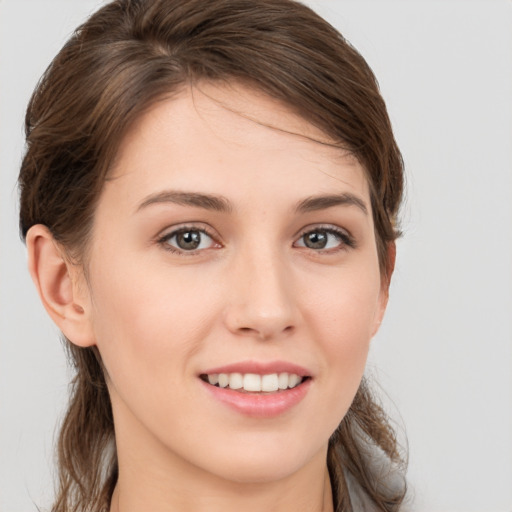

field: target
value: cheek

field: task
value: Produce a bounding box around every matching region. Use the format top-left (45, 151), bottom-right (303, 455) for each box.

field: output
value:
top-left (306, 259), bottom-right (381, 343)
top-left (87, 256), bottom-right (222, 392)
top-left (86, 266), bottom-right (225, 449)
top-left (303, 265), bottom-right (382, 408)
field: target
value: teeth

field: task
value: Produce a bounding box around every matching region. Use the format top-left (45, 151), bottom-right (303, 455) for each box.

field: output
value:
top-left (261, 373), bottom-right (279, 392)
top-left (229, 373), bottom-right (243, 390)
top-left (218, 373), bottom-right (229, 388)
top-left (205, 372), bottom-right (304, 392)
top-left (243, 373), bottom-right (261, 392)
top-left (289, 374), bottom-right (300, 388)
top-left (278, 372), bottom-right (288, 390)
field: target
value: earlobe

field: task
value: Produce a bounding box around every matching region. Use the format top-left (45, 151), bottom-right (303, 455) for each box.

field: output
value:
top-left (26, 225), bottom-right (96, 347)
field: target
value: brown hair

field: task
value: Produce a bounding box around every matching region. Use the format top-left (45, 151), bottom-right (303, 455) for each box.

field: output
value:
top-left (18, 1), bottom-right (406, 510)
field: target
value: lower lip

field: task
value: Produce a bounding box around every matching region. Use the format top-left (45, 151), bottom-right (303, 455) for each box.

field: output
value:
top-left (200, 379), bottom-right (311, 418)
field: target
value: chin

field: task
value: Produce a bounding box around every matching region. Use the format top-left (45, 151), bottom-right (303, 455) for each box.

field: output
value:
top-left (208, 456), bottom-right (310, 485)
top-left (189, 432), bottom-right (328, 485)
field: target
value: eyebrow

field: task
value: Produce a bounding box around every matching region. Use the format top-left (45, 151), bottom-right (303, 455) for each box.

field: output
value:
top-left (136, 190), bottom-right (368, 215)
top-left (294, 193), bottom-right (368, 215)
top-left (137, 191), bottom-right (233, 213)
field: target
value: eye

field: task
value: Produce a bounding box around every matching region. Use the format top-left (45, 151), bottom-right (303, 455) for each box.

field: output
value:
top-left (158, 227), bottom-right (219, 253)
top-left (294, 227), bottom-right (354, 251)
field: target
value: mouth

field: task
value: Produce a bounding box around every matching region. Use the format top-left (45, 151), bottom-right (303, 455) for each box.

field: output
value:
top-left (199, 365), bottom-right (312, 417)
top-left (199, 372), bottom-right (310, 393)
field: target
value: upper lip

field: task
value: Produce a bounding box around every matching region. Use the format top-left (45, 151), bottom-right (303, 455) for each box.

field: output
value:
top-left (200, 360), bottom-right (312, 377)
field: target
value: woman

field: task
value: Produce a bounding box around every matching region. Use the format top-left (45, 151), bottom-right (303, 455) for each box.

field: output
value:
top-left (18, 0), bottom-right (407, 511)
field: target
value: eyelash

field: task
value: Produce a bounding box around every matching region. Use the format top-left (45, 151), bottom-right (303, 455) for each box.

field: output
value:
top-left (294, 225), bottom-right (356, 253)
top-left (156, 225), bottom-right (219, 256)
top-left (156, 224), bottom-right (355, 256)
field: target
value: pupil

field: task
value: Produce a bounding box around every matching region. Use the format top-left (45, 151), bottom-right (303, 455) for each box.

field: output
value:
top-left (305, 231), bottom-right (327, 249)
top-left (177, 231), bottom-right (201, 250)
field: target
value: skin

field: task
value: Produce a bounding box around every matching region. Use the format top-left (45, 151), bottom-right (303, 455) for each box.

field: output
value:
top-left (27, 83), bottom-right (391, 512)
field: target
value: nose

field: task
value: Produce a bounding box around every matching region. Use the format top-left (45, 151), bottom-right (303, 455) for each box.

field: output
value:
top-left (223, 246), bottom-right (299, 341)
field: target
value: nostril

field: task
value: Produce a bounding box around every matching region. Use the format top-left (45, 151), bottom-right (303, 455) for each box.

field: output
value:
top-left (225, 303), bottom-right (298, 340)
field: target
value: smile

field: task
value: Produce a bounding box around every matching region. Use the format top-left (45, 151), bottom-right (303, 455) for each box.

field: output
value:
top-left (199, 364), bottom-right (312, 418)
top-left (201, 372), bottom-right (305, 393)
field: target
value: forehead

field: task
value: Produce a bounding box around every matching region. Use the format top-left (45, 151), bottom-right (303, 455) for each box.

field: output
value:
top-left (106, 82), bottom-right (369, 207)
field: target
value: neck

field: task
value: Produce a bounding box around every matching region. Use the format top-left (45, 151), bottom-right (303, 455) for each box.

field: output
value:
top-left (110, 465), bottom-right (333, 512)
top-left (109, 418), bottom-right (334, 512)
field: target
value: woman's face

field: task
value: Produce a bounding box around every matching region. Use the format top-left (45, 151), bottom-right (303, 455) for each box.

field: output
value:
top-left (80, 83), bottom-right (388, 484)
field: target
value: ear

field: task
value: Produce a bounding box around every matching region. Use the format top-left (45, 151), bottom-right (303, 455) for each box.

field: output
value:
top-left (371, 241), bottom-right (396, 337)
top-left (26, 224), bottom-right (96, 347)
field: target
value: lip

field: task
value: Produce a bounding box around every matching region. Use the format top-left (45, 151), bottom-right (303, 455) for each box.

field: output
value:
top-left (199, 360), bottom-right (312, 418)
top-left (200, 360), bottom-right (312, 377)
top-left (200, 378), bottom-right (311, 418)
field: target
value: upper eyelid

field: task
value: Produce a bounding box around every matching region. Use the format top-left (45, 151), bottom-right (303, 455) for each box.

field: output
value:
top-left (157, 223), bottom-right (219, 240)
top-left (294, 223), bottom-right (351, 239)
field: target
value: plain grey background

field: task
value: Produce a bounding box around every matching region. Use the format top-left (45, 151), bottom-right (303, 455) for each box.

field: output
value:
top-left (1, 1), bottom-right (511, 511)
